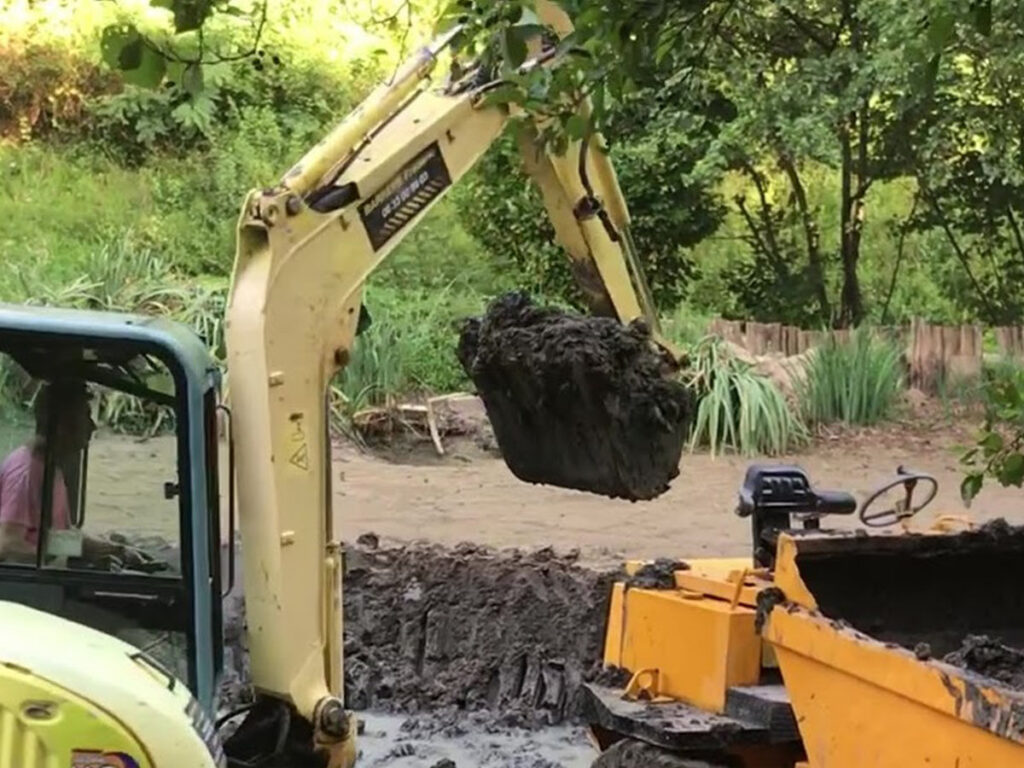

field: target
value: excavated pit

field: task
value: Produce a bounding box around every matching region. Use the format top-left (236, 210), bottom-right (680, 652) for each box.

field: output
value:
top-left (219, 538), bottom-right (620, 731)
top-left (456, 291), bottom-right (692, 502)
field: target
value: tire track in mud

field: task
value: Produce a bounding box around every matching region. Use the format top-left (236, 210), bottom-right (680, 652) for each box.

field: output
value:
top-left (220, 537), bottom-right (620, 732)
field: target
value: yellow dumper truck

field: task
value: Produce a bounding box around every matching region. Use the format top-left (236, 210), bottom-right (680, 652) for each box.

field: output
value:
top-left (584, 464), bottom-right (1024, 767)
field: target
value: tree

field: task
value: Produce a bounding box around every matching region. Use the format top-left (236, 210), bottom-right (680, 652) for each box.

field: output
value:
top-left (903, 2), bottom-right (1024, 325)
top-left (455, 74), bottom-right (727, 309)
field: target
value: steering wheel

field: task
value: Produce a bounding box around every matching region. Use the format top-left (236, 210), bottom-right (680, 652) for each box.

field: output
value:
top-left (858, 466), bottom-right (938, 528)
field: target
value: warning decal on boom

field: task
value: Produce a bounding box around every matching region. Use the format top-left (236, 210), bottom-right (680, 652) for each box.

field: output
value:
top-left (359, 142), bottom-right (452, 251)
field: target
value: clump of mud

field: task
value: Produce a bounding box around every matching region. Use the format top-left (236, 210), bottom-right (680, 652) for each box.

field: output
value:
top-left (456, 291), bottom-right (692, 501)
top-left (943, 635), bottom-right (1024, 690)
top-left (342, 539), bottom-right (617, 728)
top-left (626, 558), bottom-right (688, 589)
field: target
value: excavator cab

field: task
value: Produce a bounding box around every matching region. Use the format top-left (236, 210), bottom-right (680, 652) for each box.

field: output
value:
top-left (0, 303), bottom-right (228, 718)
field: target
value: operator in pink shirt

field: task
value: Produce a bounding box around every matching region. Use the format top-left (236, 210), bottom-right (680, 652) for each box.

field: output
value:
top-left (0, 382), bottom-right (142, 566)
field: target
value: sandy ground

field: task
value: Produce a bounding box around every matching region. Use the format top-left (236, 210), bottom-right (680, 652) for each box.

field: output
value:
top-left (84, 416), bottom-right (1024, 565)
top-left (333, 427), bottom-right (1024, 567)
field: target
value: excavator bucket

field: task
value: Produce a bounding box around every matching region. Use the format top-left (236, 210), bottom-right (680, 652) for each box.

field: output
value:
top-left (456, 292), bottom-right (692, 501)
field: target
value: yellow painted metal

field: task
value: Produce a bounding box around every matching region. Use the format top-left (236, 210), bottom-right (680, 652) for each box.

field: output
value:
top-left (225, 1), bottom-right (675, 751)
top-left (0, 661), bottom-right (149, 768)
top-left (609, 588), bottom-right (760, 712)
top-left (280, 26), bottom-right (461, 197)
top-left (622, 557), bottom-right (767, 606)
top-left (603, 582), bottom-right (627, 668)
top-left (623, 668), bottom-right (673, 703)
top-left (764, 605), bottom-right (1024, 766)
top-left (771, 534), bottom-right (817, 610)
top-left (0, 602), bottom-right (218, 768)
top-left (676, 572), bottom-right (765, 608)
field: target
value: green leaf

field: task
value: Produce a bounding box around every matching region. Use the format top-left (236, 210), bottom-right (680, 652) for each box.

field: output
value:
top-left (479, 83), bottom-right (522, 107)
top-left (150, 0), bottom-right (174, 8)
top-left (911, 52), bottom-right (942, 97)
top-left (166, 60), bottom-right (187, 86)
top-left (516, 7), bottom-right (539, 27)
top-left (173, 0), bottom-right (213, 33)
top-left (118, 37), bottom-right (144, 71)
top-left (972, 0), bottom-right (992, 36)
top-left (961, 473), bottom-right (983, 506)
top-left (980, 430), bottom-right (1004, 456)
top-left (120, 45), bottom-right (167, 89)
top-left (998, 453), bottom-right (1024, 487)
top-left (927, 10), bottom-right (955, 52)
top-left (182, 62), bottom-right (204, 96)
top-left (565, 114), bottom-right (588, 139)
top-left (100, 24), bottom-right (141, 71)
top-left (501, 26), bottom-right (529, 69)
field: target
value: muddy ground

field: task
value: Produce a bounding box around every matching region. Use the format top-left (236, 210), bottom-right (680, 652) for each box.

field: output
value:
top-left (212, 539), bottom-right (617, 767)
top-left (79, 404), bottom-right (1024, 767)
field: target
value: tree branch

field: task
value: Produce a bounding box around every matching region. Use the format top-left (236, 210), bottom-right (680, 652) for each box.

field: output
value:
top-left (1006, 204), bottom-right (1024, 268)
top-left (778, 4), bottom-right (837, 52)
top-left (779, 152), bottom-right (830, 322)
top-left (144, 0), bottom-right (269, 66)
top-left (919, 176), bottom-right (998, 323)
top-left (881, 191), bottom-right (920, 325)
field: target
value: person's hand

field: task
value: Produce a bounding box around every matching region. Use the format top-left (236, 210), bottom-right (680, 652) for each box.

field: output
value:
top-left (115, 544), bottom-right (150, 568)
top-left (114, 544), bottom-right (169, 573)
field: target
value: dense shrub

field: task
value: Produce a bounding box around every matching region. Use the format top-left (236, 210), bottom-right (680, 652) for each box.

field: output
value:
top-left (794, 328), bottom-right (905, 426)
top-left (686, 337), bottom-right (808, 457)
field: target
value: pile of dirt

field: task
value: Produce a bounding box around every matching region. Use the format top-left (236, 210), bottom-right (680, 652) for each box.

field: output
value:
top-left (342, 538), bottom-right (618, 728)
top-left (217, 537), bottom-right (620, 729)
top-left (456, 291), bottom-right (692, 501)
top-left (943, 635), bottom-right (1024, 690)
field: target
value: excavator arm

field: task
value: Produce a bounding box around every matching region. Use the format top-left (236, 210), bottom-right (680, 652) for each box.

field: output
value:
top-left (222, 3), bottom-right (681, 765)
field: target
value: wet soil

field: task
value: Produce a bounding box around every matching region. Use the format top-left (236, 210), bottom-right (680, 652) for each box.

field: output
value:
top-left (219, 539), bottom-right (620, 730)
top-left (625, 558), bottom-right (688, 590)
top-left (342, 540), bottom-right (616, 727)
top-left (356, 712), bottom-right (593, 768)
top-left (797, 518), bottom-right (1024, 658)
top-left (943, 635), bottom-right (1024, 690)
top-left (456, 292), bottom-right (691, 501)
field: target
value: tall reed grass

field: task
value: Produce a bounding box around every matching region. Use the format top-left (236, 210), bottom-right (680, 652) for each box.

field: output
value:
top-left (794, 327), bottom-right (904, 426)
top-left (686, 336), bottom-right (808, 456)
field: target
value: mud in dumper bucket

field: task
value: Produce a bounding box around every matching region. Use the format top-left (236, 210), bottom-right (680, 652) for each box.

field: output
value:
top-left (456, 292), bottom-right (692, 501)
top-left (762, 522), bottom-right (1024, 764)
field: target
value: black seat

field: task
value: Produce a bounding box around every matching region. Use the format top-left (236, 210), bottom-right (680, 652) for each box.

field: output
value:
top-left (738, 464), bottom-right (855, 518)
top-left (736, 464), bottom-right (856, 567)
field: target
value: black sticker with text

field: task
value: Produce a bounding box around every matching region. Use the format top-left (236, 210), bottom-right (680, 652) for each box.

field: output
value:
top-left (359, 142), bottom-right (452, 251)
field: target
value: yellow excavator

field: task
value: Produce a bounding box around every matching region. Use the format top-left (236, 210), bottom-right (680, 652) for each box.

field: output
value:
top-left (0, 3), bottom-right (687, 767)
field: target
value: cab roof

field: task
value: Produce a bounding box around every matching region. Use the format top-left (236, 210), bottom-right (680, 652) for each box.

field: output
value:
top-left (0, 303), bottom-right (218, 388)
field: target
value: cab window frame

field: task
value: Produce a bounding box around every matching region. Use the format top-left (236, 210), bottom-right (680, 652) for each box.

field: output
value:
top-left (0, 329), bottom-right (201, 690)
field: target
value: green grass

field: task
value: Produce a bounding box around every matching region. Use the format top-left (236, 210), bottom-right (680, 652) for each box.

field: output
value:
top-left (686, 336), bottom-right (808, 456)
top-left (794, 327), bottom-right (905, 426)
top-left (663, 304), bottom-right (713, 348)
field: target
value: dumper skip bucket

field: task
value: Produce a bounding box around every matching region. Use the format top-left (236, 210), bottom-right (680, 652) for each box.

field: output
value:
top-left (456, 292), bottom-right (692, 502)
top-left (763, 523), bottom-right (1024, 765)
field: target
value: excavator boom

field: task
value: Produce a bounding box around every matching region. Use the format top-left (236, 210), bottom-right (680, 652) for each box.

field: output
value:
top-left (222, 3), bottom-right (690, 764)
